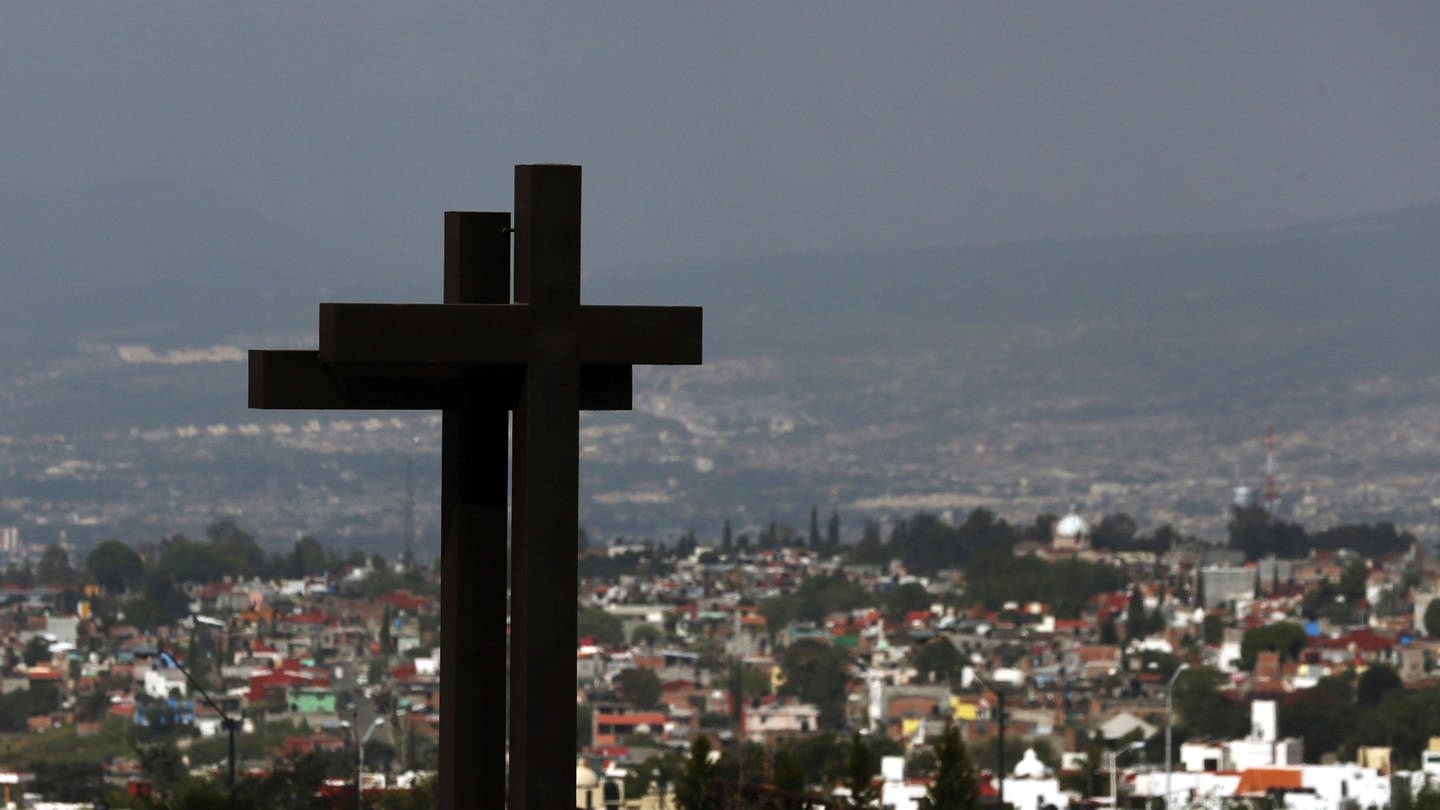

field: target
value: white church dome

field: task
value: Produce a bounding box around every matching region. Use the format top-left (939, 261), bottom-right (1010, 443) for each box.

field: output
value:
top-left (1012, 747), bottom-right (1048, 779)
top-left (576, 759), bottom-right (600, 788)
top-left (1055, 513), bottom-right (1089, 538)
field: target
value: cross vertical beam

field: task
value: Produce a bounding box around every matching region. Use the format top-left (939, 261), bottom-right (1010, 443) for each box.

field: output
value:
top-left (509, 165), bottom-right (581, 810)
top-left (439, 212), bottom-right (510, 810)
top-left (247, 164), bottom-right (701, 810)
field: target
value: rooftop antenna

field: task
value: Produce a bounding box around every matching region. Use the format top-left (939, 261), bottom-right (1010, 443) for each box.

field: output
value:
top-left (1264, 424), bottom-right (1279, 515)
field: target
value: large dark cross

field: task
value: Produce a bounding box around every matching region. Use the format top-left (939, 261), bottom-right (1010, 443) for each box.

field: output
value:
top-left (248, 164), bottom-right (702, 809)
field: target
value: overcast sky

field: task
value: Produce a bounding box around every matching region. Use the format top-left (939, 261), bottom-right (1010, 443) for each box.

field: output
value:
top-left (3, 3), bottom-right (1437, 273)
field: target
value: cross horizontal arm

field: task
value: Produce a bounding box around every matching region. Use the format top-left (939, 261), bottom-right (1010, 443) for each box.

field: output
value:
top-left (248, 350), bottom-right (633, 410)
top-left (317, 303), bottom-right (702, 366)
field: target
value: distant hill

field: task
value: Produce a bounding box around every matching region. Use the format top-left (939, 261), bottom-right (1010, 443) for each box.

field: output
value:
top-left (2, 184), bottom-right (1437, 548)
top-left (0, 183), bottom-right (409, 359)
top-left (4, 180), bottom-right (1436, 408)
top-left (590, 200), bottom-right (1440, 415)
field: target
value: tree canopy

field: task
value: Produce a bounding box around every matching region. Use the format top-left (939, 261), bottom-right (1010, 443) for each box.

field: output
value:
top-left (675, 736), bottom-right (720, 810)
top-left (926, 722), bottom-right (979, 810)
top-left (911, 638), bottom-right (963, 683)
top-left (616, 667), bottom-right (662, 709)
top-left (963, 552), bottom-right (1125, 617)
top-left (780, 639), bottom-right (849, 729)
top-left (1239, 622), bottom-right (1309, 670)
top-left (87, 539), bottom-right (144, 592)
top-left (577, 608), bottom-right (625, 647)
top-left (844, 731), bottom-right (879, 809)
top-left (1228, 506), bottom-right (1416, 561)
top-left (1425, 598), bottom-right (1440, 638)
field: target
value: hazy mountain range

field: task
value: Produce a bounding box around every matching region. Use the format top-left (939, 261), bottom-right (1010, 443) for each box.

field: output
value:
top-left (2, 184), bottom-right (1438, 551)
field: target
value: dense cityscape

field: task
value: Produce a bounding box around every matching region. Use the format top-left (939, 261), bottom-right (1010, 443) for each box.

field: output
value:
top-left (3, 5), bottom-right (1437, 810)
top-left (0, 502), bottom-right (1437, 809)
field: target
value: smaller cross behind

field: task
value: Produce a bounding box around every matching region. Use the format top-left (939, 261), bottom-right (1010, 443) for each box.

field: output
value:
top-left (249, 165), bottom-right (702, 810)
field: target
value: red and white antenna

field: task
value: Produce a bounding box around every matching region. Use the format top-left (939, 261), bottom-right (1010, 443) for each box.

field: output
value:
top-left (1264, 424), bottom-right (1279, 514)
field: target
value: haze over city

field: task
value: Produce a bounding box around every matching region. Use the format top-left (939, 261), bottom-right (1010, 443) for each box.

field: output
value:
top-left (3, 5), bottom-right (1440, 810)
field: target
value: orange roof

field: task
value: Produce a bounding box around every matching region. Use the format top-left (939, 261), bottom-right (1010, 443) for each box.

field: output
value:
top-left (595, 712), bottom-right (667, 726)
top-left (1235, 769), bottom-right (1302, 795)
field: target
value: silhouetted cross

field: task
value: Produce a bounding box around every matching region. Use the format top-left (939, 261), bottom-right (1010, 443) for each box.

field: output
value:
top-left (249, 165), bottom-right (702, 810)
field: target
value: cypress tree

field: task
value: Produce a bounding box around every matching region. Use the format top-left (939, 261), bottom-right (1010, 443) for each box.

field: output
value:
top-left (844, 731), bottom-right (879, 809)
top-left (927, 722), bottom-right (978, 810)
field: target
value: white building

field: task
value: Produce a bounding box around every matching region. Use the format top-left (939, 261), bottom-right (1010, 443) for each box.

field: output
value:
top-left (879, 756), bottom-right (927, 810)
top-left (1178, 701), bottom-right (1302, 773)
top-left (742, 703), bottom-right (819, 742)
top-left (142, 667), bottom-right (188, 700)
top-left (998, 748), bottom-right (1068, 810)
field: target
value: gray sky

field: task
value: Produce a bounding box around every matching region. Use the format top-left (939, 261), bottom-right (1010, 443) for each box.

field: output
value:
top-left (2, 3), bottom-right (1437, 273)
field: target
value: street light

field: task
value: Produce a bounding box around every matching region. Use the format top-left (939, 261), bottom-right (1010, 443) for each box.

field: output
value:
top-left (1109, 740), bottom-right (1146, 808)
top-left (1165, 663), bottom-right (1191, 810)
top-left (157, 650), bottom-right (241, 805)
top-left (358, 717), bottom-right (386, 807)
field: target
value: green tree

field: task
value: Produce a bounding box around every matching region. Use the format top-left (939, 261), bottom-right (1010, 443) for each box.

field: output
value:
top-left (87, 539), bottom-right (145, 593)
top-left (37, 544), bottom-right (73, 585)
top-left (907, 749), bottom-right (938, 778)
top-left (205, 518), bottom-right (266, 576)
top-left (631, 623), bottom-right (663, 648)
top-left (1024, 513), bottom-right (1058, 544)
top-left (617, 667), bottom-right (663, 709)
top-left (123, 577), bottom-right (192, 631)
top-left (828, 511), bottom-right (841, 550)
top-left (1426, 599), bottom-right (1440, 638)
top-left (911, 638), bottom-right (963, 683)
top-left (850, 520), bottom-right (886, 565)
top-left (156, 534), bottom-right (229, 583)
top-left (926, 722), bottom-right (978, 810)
top-left (884, 582), bottom-right (934, 622)
top-left (1092, 513), bottom-right (1139, 550)
top-left (1227, 506), bottom-right (1310, 561)
top-left (844, 731), bottom-right (879, 809)
top-left (136, 739), bottom-right (188, 797)
top-left (1125, 585), bottom-right (1146, 641)
top-left (1357, 663), bottom-right (1403, 706)
top-left (1339, 559), bottom-right (1369, 604)
top-left (790, 732), bottom-right (848, 790)
top-left (290, 535), bottom-right (327, 578)
top-left (780, 639), bottom-right (849, 729)
top-left (1279, 676), bottom-right (1355, 761)
top-left (578, 607), bottom-right (625, 646)
top-left (675, 735), bottom-right (719, 810)
top-left (775, 745), bottom-right (806, 797)
top-left (1172, 666), bottom-right (1250, 740)
top-left (961, 552), bottom-right (1124, 617)
top-left (23, 636), bottom-right (50, 667)
top-left (28, 761), bottom-right (105, 804)
top-left (577, 703), bottom-right (593, 752)
top-left (1239, 622), bottom-right (1308, 669)
top-left (1099, 615), bottom-right (1119, 645)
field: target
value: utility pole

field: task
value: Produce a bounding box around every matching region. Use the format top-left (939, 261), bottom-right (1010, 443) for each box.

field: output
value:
top-left (1165, 664), bottom-right (1191, 810)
